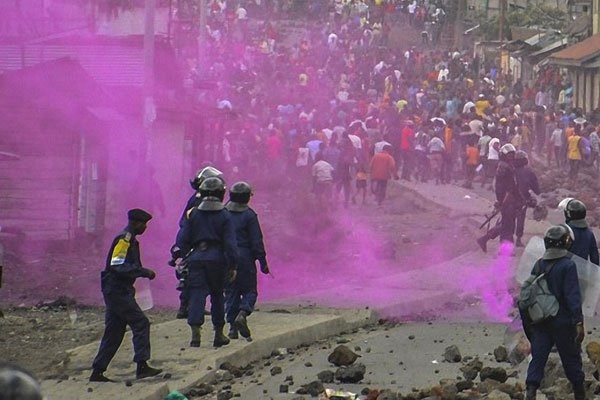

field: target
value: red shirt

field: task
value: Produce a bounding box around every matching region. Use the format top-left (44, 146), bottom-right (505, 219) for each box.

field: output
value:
top-left (400, 126), bottom-right (414, 150)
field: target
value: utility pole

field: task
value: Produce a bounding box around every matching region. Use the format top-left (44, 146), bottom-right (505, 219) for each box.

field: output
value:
top-left (144, 0), bottom-right (156, 158)
top-left (454, 0), bottom-right (466, 50)
top-left (498, 0), bottom-right (507, 42)
top-left (198, 0), bottom-right (207, 62)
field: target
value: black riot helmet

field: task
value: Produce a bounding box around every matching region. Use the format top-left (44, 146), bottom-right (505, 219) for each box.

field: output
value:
top-left (190, 166), bottom-right (225, 191)
top-left (229, 181), bottom-right (253, 204)
top-left (559, 198), bottom-right (587, 222)
top-left (199, 177), bottom-right (226, 201)
top-left (543, 224), bottom-right (574, 250)
top-left (514, 150), bottom-right (528, 167)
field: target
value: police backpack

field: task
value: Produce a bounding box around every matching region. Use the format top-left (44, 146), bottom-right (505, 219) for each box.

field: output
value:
top-left (518, 259), bottom-right (559, 324)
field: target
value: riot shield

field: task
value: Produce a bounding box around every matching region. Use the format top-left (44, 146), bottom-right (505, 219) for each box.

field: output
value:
top-left (516, 236), bottom-right (600, 317)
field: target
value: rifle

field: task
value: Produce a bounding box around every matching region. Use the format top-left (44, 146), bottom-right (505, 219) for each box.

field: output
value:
top-left (479, 207), bottom-right (500, 231)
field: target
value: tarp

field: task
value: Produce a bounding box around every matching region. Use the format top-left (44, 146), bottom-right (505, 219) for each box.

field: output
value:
top-left (516, 236), bottom-right (600, 317)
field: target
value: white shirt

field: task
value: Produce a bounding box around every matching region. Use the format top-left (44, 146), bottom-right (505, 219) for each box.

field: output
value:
top-left (347, 134), bottom-right (362, 149)
top-left (374, 140), bottom-right (392, 153)
top-left (428, 137), bottom-right (445, 152)
top-left (488, 138), bottom-right (500, 160)
top-left (408, 1), bottom-right (417, 13)
top-left (550, 128), bottom-right (564, 147)
top-left (312, 160), bottom-right (334, 182)
top-left (462, 101), bottom-right (475, 114)
top-left (236, 7), bottom-right (247, 19)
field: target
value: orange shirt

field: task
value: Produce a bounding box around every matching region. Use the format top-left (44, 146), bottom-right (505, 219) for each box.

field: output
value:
top-left (465, 146), bottom-right (480, 166)
top-left (369, 152), bottom-right (397, 180)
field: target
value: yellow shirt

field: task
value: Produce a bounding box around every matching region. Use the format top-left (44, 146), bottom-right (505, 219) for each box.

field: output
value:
top-left (568, 135), bottom-right (582, 160)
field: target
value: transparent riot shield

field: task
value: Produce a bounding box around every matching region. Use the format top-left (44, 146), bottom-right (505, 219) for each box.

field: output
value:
top-left (516, 236), bottom-right (600, 317)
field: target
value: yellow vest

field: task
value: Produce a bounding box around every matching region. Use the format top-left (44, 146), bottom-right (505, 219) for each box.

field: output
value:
top-left (568, 135), bottom-right (582, 160)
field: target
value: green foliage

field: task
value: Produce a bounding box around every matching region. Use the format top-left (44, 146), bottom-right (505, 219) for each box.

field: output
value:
top-left (472, 4), bottom-right (568, 41)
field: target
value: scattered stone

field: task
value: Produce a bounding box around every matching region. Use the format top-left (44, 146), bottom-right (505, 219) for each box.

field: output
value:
top-left (125, 380), bottom-right (132, 387)
top-left (408, 335), bottom-right (415, 340)
top-left (443, 345), bottom-right (462, 363)
top-left (219, 362), bottom-right (243, 378)
top-left (216, 390), bottom-right (233, 400)
top-left (215, 370), bottom-right (233, 382)
top-left (479, 367), bottom-right (508, 383)
top-left (302, 380), bottom-right (324, 396)
top-left (284, 375), bottom-right (294, 382)
top-left (304, 362), bottom-right (312, 367)
top-left (493, 346), bottom-right (508, 363)
top-left (328, 345), bottom-right (359, 366)
top-left (163, 373), bottom-right (172, 379)
top-left (456, 379), bottom-right (473, 391)
top-left (279, 384), bottom-right (288, 393)
top-left (335, 363), bottom-right (366, 383)
top-left (270, 366), bottom-right (282, 376)
top-left (87, 388), bottom-right (93, 393)
top-left (317, 370), bottom-right (334, 383)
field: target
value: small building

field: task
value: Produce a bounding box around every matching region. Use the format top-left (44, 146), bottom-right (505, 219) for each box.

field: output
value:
top-left (548, 33), bottom-right (600, 113)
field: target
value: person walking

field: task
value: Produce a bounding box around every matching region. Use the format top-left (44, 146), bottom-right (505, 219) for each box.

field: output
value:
top-left (521, 224), bottom-right (585, 400)
top-left (90, 209), bottom-right (162, 382)
top-left (224, 182), bottom-right (270, 341)
top-left (176, 177), bottom-right (239, 348)
top-left (369, 144), bottom-right (399, 205)
top-left (514, 151), bottom-right (540, 247)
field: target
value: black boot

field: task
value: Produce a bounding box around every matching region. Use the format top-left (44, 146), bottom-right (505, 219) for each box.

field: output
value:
top-left (515, 237), bottom-right (524, 247)
top-left (228, 323), bottom-right (239, 339)
top-left (176, 299), bottom-right (188, 319)
top-left (235, 310), bottom-right (251, 339)
top-left (136, 362), bottom-right (162, 379)
top-left (574, 383), bottom-right (586, 400)
top-left (213, 325), bottom-right (230, 348)
top-left (190, 325), bottom-right (201, 347)
top-left (89, 370), bottom-right (115, 383)
top-left (525, 386), bottom-right (536, 400)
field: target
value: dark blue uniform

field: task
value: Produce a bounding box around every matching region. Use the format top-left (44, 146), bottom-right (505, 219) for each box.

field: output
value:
top-left (525, 256), bottom-right (584, 390)
top-left (92, 229), bottom-right (154, 373)
top-left (515, 164), bottom-right (540, 240)
top-left (568, 223), bottom-right (599, 265)
top-left (224, 206), bottom-right (267, 325)
top-left (176, 203), bottom-right (238, 328)
top-left (486, 160), bottom-right (521, 243)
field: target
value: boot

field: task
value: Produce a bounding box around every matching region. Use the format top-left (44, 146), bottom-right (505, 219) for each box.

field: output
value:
top-left (176, 302), bottom-right (188, 319)
top-left (136, 362), bottom-right (162, 379)
top-left (476, 235), bottom-right (488, 253)
top-left (213, 325), bottom-right (230, 348)
top-left (515, 237), bottom-right (524, 247)
top-left (228, 323), bottom-right (239, 339)
top-left (525, 386), bottom-right (536, 400)
top-left (190, 325), bottom-right (201, 347)
top-left (574, 383), bottom-right (586, 400)
top-left (89, 370), bottom-right (115, 383)
top-left (235, 310), bottom-right (251, 339)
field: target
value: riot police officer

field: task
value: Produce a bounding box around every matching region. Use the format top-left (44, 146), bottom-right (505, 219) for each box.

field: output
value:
top-left (514, 150), bottom-right (540, 247)
top-left (90, 209), bottom-right (162, 382)
top-left (477, 143), bottom-right (521, 252)
top-left (176, 177), bottom-right (238, 348)
top-left (559, 198), bottom-right (599, 265)
top-left (224, 182), bottom-right (270, 341)
top-left (523, 224), bottom-right (585, 400)
top-left (171, 166), bottom-right (225, 319)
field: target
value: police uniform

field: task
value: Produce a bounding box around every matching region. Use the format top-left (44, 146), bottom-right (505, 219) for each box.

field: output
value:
top-left (176, 197), bottom-right (238, 332)
top-left (524, 250), bottom-right (585, 396)
top-left (568, 219), bottom-right (599, 265)
top-left (224, 201), bottom-right (268, 333)
top-left (515, 162), bottom-right (540, 242)
top-left (91, 209), bottom-right (157, 378)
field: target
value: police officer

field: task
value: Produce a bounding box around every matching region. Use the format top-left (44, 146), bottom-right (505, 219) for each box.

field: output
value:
top-left (514, 150), bottom-right (540, 247)
top-left (171, 166), bottom-right (225, 319)
top-left (559, 198), bottom-right (599, 265)
top-left (90, 209), bottom-right (162, 382)
top-left (224, 182), bottom-right (269, 341)
top-left (523, 224), bottom-right (585, 400)
top-left (176, 177), bottom-right (238, 348)
top-left (477, 143), bottom-right (521, 252)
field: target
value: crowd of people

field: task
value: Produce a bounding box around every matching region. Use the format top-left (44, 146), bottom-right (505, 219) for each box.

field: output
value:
top-left (186, 0), bottom-right (600, 216)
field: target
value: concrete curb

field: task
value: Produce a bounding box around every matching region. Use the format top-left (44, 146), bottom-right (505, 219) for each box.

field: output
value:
top-left (40, 309), bottom-right (377, 400)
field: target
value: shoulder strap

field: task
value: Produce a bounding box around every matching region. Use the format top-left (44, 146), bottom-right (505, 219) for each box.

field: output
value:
top-left (534, 258), bottom-right (559, 276)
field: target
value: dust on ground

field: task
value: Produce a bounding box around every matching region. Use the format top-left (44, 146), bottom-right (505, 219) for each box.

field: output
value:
top-left (0, 182), bottom-right (486, 380)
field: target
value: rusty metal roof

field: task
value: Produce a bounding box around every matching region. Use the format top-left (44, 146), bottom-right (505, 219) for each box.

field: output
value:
top-left (549, 33), bottom-right (600, 66)
top-left (0, 35), bottom-right (180, 89)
